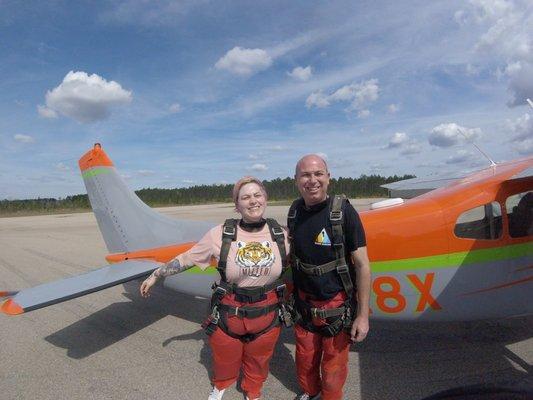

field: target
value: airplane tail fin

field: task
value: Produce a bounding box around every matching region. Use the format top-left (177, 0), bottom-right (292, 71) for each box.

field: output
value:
top-left (79, 144), bottom-right (213, 254)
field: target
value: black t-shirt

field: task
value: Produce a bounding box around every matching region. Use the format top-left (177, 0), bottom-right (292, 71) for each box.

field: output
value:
top-left (289, 196), bottom-right (366, 300)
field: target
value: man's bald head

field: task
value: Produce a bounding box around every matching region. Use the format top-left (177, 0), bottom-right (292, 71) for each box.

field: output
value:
top-left (295, 154), bottom-right (329, 178)
top-left (294, 154), bottom-right (330, 206)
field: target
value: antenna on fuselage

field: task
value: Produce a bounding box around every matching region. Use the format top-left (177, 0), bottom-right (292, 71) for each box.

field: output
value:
top-left (457, 127), bottom-right (497, 167)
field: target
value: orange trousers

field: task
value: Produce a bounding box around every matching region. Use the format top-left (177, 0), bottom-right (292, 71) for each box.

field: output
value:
top-left (295, 291), bottom-right (351, 400)
top-left (208, 290), bottom-right (281, 400)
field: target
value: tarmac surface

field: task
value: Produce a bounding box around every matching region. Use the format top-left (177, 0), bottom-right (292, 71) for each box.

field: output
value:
top-left (1, 202), bottom-right (532, 400)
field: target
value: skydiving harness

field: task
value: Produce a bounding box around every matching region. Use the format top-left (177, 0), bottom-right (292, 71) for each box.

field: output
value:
top-left (288, 195), bottom-right (356, 337)
top-left (201, 218), bottom-right (293, 342)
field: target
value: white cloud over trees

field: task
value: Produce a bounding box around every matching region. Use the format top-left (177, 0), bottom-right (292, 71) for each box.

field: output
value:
top-left (306, 79), bottom-right (379, 115)
top-left (429, 123), bottom-right (482, 147)
top-left (38, 71), bottom-right (132, 123)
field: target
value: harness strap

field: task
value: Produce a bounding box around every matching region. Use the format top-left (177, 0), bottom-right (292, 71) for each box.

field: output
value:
top-left (217, 302), bottom-right (280, 319)
top-left (217, 219), bottom-right (237, 282)
top-left (294, 258), bottom-right (338, 276)
top-left (217, 311), bottom-right (280, 343)
top-left (266, 218), bottom-right (288, 272)
top-left (217, 279), bottom-right (285, 299)
top-left (331, 195), bottom-right (353, 297)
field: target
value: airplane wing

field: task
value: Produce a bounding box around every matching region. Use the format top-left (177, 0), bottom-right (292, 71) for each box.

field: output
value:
top-left (381, 175), bottom-right (465, 198)
top-left (0, 259), bottom-right (160, 315)
top-left (508, 166), bottom-right (532, 181)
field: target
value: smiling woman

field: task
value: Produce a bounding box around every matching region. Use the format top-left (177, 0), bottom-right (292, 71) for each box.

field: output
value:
top-left (140, 176), bottom-right (290, 400)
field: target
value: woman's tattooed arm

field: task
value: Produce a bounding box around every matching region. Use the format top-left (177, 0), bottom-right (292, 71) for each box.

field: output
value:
top-left (150, 258), bottom-right (193, 280)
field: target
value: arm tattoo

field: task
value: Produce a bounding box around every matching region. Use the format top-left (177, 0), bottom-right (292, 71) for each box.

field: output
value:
top-left (151, 259), bottom-right (192, 279)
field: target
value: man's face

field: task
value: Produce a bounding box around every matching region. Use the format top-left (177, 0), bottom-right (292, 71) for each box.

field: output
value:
top-left (295, 156), bottom-right (330, 206)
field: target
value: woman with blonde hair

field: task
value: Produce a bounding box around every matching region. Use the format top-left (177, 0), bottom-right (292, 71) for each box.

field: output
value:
top-left (141, 176), bottom-right (290, 400)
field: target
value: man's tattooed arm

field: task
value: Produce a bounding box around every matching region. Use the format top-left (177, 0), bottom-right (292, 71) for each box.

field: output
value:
top-left (150, 258), bottom-right (193, 280)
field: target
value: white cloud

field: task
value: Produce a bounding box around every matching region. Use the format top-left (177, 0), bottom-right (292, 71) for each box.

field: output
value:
top-left (169, 102), bottom-right (181, 113)
top-left (138, 169), bottom-right (155, 176)
top-left (400, 142), bottom-right (422, 155)
top-left (387, 132), bottom-right (408, 148)
top-left (249, 163), bottom-right (268, 172)
top-left (39, 71), bottom-right (132, 123)
top-left (387, 103), bottom-right (399, 114)
top-left (99, 0), bottom-right (206, 27)
top-left (215, 47), bottom-right (272, 76)
top-left (306, 79), bottom-right (379, 112)
top-left (56, 162), bottom-right (71, 171)
top-left (13, 134), bottom-right (34, 144)
top-left (446, 150), bottom-right (472, 164)
top-left (515, 138), bottom-right (533, 155)
top-left (429, 123), bottom-right (482, 147)
top-left (357, 109), bottom-right (370, 118)
top-left (288, 66), bottom-right (312, 81)
top-left (268, 145), bottom-right (285, 152)
top-left (248, 154), bottom-right (259, 160)
top-left (457, 0), bottom-right (533, 106)
top-left (306, 90), bottom-right (330, 108)
top-left (182, 179), bottom-right (195, 184)
top-left (508, 113), bottom-right (533, 141)
top-left (37, 104), bottom-right (57, 119)
top-left (505, 61), bottom-right (533, 107)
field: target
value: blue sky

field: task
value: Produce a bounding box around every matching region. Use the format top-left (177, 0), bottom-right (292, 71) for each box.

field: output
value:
top-left (1, 0), bottom-right (532, 199)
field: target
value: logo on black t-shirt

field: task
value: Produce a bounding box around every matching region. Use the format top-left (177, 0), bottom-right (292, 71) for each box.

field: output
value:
top-left (314, 228), bottom-right (331, 246)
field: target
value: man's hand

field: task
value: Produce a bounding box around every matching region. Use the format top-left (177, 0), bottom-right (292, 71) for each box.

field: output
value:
top-left (350, 315), bottom-right (369, 343)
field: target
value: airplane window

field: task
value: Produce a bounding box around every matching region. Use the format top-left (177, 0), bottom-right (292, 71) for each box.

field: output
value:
top-left (506, 191), bottom-right (532, 238)
top-left (454, 202), bottom-right (502, 240)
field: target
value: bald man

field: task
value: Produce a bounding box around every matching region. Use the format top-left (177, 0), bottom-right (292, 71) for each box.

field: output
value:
top-left (288, 155), bottom-right (371, 400)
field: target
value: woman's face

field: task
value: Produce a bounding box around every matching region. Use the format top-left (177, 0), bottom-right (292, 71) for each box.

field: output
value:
top-left (236, 182), bottom-right (266, 223)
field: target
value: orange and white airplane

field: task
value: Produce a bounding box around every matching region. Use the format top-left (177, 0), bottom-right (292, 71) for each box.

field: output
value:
top-left (1, 144), bottom-right (532, 321)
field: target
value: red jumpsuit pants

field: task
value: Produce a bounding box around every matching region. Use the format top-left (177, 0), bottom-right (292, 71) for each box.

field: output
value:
top-left (295, 291), bottom-right (351, 400)
top-left (209, 290), bottom-right (281, 400)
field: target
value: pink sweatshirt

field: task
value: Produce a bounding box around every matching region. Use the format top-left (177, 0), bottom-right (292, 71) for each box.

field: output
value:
top-left (177, 223), bottom-right (289, 288)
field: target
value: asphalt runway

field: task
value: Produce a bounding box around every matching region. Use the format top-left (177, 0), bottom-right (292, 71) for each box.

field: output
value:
top-left (1, 202), bottom-right (532, 400)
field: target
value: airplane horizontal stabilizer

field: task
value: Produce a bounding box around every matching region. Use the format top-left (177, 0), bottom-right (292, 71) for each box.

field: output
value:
top-left (0, 260), bottom-right (160, 315)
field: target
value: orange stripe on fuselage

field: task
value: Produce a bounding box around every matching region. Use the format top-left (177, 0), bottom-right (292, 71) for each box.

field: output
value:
top-left (106, 242), bottom-right (198, 264)
top-left (461, 275), bottom-right (533, 296)
top-left (78, 143), bottom-right (113, 171)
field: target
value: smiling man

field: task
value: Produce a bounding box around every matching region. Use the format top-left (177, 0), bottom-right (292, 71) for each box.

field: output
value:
top-left (288, 154), bottom-right (371, 400)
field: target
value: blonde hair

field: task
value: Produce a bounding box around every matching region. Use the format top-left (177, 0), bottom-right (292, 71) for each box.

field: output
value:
top-left (232, 176), bottom-right (267, 204)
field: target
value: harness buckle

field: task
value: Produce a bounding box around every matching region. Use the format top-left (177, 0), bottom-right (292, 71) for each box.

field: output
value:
top-left (314, 266), bottom-right (324, 276)
top-left (275, 284), bottom-right (286, 295)
top-left (310, 307), bottom-right (323, 319)
top-left (210, 306), bottom-right (220, 324)
top-left (330, 210), bottom-right (343, 222)
top-left (233, 306), bottom-right (240, 317)
top-left (336, 264), bottom-right (349, 274)
top-left (271, 226), bottom-right (284, 236)
top-left (214, 286), bottom-right (227, 297)
top-left (223, 225), bottom-right (236, 236)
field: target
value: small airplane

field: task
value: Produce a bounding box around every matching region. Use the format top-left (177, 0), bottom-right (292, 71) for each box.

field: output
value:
top-left (1, 144), bottom-right (532, 321)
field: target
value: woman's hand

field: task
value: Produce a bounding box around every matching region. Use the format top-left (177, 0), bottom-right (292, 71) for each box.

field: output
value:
top-left (140, 274), bottom-right (158, 298)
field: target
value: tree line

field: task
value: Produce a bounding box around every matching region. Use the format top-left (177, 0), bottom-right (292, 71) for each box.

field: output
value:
top-left (1, 174), bottom-right (413, 215)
